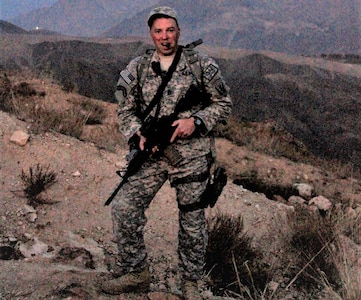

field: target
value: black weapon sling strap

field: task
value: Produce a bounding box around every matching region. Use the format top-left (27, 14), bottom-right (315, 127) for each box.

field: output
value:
top-left (138, 39), bottom-right (203, 121)
top-left (139, 45), bottom-right (183, 122)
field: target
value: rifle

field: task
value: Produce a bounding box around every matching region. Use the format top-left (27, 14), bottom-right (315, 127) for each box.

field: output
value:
top-left (104, 39), bottom-right (215, 206)
top-left (104, 115), bottom-right (177, 206)
top-left (104, 117), bottom-right (228, 208)
top-left (104, 146), bottom-right (151, 206)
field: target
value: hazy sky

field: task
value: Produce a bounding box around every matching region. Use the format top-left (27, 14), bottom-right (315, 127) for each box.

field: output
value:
top-left (1, 0), bottom-right (58, 20)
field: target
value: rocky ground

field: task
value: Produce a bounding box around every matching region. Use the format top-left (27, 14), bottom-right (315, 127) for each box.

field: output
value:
top-left (0, 77), bottom-right (360, 299)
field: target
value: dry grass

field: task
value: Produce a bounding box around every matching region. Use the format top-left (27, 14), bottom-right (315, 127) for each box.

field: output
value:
top-left (215, 115), bottom-right (310, 162)
top-left (285, 206), bottom-right (361, 300)
top-left (0, 73), bottom-right (120, 150)
top-left (0, 73), bottom-right (14, 113)
top-left (206, 207), bottom-right (360, 300)
top-left (205, 212), bottom-right (270, 299)
top-left (20, 164), bottom-right (57, 206)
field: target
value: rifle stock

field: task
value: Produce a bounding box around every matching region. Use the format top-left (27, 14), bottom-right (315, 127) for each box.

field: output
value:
top-left (104, 148), bottom-right (150, 206)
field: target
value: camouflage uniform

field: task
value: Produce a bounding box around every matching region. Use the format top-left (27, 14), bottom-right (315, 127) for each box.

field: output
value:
top-left (112, 47), bottom-right (232, 281)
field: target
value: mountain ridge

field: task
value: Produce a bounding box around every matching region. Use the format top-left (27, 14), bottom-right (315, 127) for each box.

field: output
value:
top-left (5, 0), bottom-right (360, 55)
top-left (1, 31), bottom-right (360, 165)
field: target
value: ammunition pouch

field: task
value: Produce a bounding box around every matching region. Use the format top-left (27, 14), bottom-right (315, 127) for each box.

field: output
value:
top-left (163, 145), bottom-right (183, 166)
top-left (171, 170), bottom-right (210, 186)
top-left (178, 166), bottom-right (227, 212)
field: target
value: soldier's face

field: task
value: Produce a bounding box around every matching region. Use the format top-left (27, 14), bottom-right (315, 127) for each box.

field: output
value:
top-left (149, 18), bottom-right (180, 56)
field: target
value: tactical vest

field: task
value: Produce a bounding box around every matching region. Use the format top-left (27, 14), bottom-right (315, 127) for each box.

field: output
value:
top-left (136, 42), bottom-right (205, 92)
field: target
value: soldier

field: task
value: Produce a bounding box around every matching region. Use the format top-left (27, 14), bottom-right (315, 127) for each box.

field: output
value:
top-left (101, 6), bottom-right (232, 299)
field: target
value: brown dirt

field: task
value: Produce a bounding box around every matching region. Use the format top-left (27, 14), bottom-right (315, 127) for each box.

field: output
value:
top-left (0, 76), bottom-right (360, 300)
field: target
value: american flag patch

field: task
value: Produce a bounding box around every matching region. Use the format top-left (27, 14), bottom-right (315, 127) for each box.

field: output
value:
top-left (204, 64), bottom-right (218, 83)
top-left (120, 69), bottom-right (135, 85)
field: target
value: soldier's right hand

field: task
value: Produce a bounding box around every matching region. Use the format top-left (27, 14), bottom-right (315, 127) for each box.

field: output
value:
top-left (137, 131), bottom-right (158, 153)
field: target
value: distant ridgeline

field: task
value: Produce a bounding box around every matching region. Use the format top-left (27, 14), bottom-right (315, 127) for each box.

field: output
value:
top-left (1, 38), bottom-right (361, 169)
top-left (320, 53), bottom-right (361, 64)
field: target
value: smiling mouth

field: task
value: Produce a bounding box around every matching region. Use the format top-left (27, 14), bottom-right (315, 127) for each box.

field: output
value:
top-left (161, 43), bottom-right (171, 49)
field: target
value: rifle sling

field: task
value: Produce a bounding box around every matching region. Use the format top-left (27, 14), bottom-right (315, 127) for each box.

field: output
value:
top-left (140, 46), bottom-right (183, 121)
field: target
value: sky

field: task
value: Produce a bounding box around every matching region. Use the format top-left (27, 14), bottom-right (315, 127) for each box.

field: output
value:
top-left (1, 0), bottom-right (57, 20)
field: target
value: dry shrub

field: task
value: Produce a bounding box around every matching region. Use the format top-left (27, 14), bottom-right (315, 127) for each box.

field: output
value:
top-left (285, 206), bottom-right (361, 299)
top-left (34, 99), bottom-right (106, 138)
top-left (1, 76), bottom-right (108, 140)
top-left (20, 164), bottom-right (57, 206)
top-left (80, 122), bottom-right (123, 151)
top-left (12, 82), bottom-right (37, 97)
top-left (0, 73), bottom-right (13, 112)
top-left (334, 234), bottom-right (361, 300)
top-left (77, 100), bottom-right (106, 125)
top-left (206, 212), bottom-right (269, 298)
top-left (215, 115), bottom-right (310, 162)
top-left (286, 207), bottom-right (341, 291)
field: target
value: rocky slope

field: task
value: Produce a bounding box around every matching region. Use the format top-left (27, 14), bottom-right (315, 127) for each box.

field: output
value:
top-left (0, 75), bottom-right (360, 299)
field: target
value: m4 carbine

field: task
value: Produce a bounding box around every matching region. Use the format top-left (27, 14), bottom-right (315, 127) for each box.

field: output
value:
top-left (104, 116), bottom-right (227, 208)
top-left (104, 115), bottom-right (177, 206)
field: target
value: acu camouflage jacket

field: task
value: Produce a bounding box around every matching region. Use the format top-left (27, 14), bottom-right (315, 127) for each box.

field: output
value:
top-left (115, 47), bottom-right (233, 161)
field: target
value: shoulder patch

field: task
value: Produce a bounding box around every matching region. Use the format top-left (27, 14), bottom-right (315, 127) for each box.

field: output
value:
top-left (116, 85), bottom-right (128, 98)
top-left (204, 64), bottom-right (218, 83)
top-left (215, 78), bottom-right (228, 96)
top-left (120, 69), bottom-right (135, 85)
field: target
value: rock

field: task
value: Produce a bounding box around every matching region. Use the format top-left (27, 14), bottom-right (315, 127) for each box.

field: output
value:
top-left (72, 170), bottom-right (81, 177)
top-left (8, 236), bottom-right (17, 243)
top-left (24, 233), bottom-right (33, 240)
top-left (288, 195), bottom-right (307, 205)
top-left (23, 204), bottom-right (36, 214)
top-left (22, 204), bottom-right (37, 223)
top-left (293, 183), bottom-right (314, 199)
top-left (27, 212), bottom-right (37, 223)
top-left (309, 195), bottom-right (332, 211)
top-left (10, 130), bottom-right (30, 146)
top-left (19, 237), bottom-right (49, 258)
top-left (58, 231), bottom-right (106, 271)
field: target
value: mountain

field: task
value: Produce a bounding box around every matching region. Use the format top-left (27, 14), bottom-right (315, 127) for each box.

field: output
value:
top-left (1, 32), bottom-right (360, 297)
top-left (2, 31), bottom-right (360, 165)
top-left (1, 0), bottom-right (57, 19)
top-left (0, 20), bottom-right (28, 34)
top-left (8, 0), bottom-right (158, 37)
top-left (6, 0), bottom-right (360, 55)
top-left (105, 0), bottom-right (360, 55)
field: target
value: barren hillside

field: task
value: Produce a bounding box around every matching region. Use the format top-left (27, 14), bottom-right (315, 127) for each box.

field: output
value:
top-left (0, 74), bottom-right (360, 299)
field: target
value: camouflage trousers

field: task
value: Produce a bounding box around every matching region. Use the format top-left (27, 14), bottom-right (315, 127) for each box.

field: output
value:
top-left (111, 154), bottom-right (210, 281)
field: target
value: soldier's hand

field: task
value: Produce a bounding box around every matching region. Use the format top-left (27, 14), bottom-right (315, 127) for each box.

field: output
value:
top-left (170, 118), bottom-right (196, 143)
top-left (136, 131), bottom-right (147, 151)
top-left (137, 131), bottom-right (158, 153)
